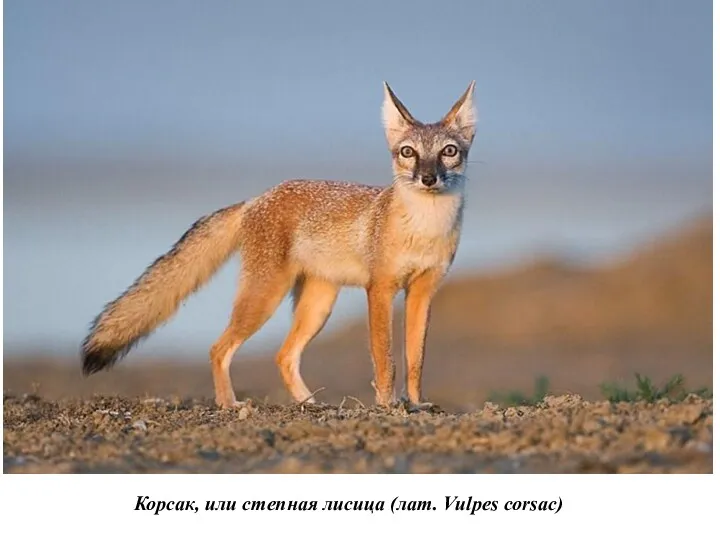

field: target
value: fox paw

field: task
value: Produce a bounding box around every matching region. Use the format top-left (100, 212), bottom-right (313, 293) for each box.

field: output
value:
top-left (217, 399), bottom-right (248, 409)
top-left (398, 398), bottom-right (442, 414)
top-left (409, 401), bottom-right (439, 412)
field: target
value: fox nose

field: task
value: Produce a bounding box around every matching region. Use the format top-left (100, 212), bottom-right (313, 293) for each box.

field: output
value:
top-left (420, 175), bottom-right (437, 187)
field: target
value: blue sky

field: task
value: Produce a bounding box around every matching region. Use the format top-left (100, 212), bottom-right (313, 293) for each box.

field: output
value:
top-left (4, 0), bottom-right (711, 165)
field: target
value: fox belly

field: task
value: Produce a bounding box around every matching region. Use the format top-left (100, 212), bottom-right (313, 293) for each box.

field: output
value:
top-left (291, 232), bottom-right (371, 287)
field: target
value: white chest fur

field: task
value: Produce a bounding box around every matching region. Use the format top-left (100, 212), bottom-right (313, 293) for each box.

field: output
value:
top-left (398, 187), bottom-right (463, 238)
top-left (392, 186), bottom-right (464, 276)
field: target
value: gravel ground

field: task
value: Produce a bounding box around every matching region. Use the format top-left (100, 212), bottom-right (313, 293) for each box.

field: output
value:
top-left (3, 393), bottom-right (712, 473)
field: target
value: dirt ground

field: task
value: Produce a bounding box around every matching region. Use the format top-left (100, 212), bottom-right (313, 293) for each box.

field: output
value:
top-left (3, 393), bottom-right (712, 473)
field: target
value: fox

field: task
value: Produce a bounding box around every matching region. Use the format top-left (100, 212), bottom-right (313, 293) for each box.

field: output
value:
top-left (81, 81), bottom-right (477, 409)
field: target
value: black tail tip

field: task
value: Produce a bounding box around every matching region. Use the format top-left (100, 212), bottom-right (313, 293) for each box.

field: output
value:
top-left (81, 347), bottom-right (119, 377)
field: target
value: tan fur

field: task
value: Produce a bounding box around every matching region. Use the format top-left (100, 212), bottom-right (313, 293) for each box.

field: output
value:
top-left (81, 82), bottom-right (477, 409)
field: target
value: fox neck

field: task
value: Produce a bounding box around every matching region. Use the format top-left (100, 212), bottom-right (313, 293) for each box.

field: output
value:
top-left (392, 178), bottom-right (465, 240)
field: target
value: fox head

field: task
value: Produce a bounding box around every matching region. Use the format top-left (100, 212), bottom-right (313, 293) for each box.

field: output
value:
top-left (382, 81), bottom-right (476, 194)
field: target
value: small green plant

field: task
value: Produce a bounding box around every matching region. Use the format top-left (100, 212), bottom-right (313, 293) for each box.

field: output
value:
top-left (488, 375), bottom-right (550, 407)
top-left (600, 373), bottom-right (711, 403)
top-left (691, 387), bottom-right (713, 399)
top-left (599, 382), bottom-right (635, 403)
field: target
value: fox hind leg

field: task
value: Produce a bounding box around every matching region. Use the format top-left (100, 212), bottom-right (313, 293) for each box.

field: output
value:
top-left (276, 276), bottom-right (339, 403)
top-left (210, 270), bottom-right (295, 408)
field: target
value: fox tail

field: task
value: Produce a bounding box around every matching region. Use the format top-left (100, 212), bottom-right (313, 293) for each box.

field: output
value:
top-left (81, 201), bottom-right (246, 375)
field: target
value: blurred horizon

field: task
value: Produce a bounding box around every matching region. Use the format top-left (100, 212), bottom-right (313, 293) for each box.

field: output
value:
top-left (3, 0), bottom-right (712, 360)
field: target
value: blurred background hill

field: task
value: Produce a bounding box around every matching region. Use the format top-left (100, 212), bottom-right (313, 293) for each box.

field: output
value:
top-left (3, 1), bottom-right (712, 409)
top-left (416, 214), bottom-right (712, 350)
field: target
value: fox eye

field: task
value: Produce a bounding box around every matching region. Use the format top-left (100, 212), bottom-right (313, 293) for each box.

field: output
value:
top-left (442, 144), bottom-right (459, 157)
top-left (399, 146), bottom-right (415, 158)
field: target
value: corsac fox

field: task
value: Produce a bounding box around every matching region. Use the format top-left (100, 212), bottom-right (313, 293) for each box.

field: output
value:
top-left (82, 81), bottom-right (478, 409)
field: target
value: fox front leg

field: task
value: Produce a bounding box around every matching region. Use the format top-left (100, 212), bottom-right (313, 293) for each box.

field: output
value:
top-left (367, 282), bottom-right (397, 407)
top-left (403, 269), bottom-right (444, 409)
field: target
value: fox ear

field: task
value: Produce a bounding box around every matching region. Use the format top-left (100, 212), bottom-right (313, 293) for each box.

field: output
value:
top-left (382, 82), bottom-right (418, 145)
top-left (442, 81), bottom-right (477, 143)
